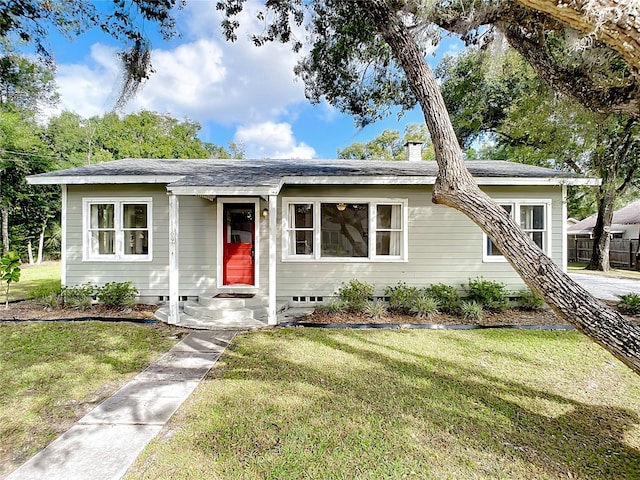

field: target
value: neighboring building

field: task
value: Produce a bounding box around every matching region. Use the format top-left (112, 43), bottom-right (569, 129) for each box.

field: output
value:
top-left (28, 157), bottom-right (596, 329)
top-left (568, 199), bottom-right (640, 240)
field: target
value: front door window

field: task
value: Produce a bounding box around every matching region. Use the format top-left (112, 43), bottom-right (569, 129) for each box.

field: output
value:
top-left (223, 204), bottom-right (255, 285)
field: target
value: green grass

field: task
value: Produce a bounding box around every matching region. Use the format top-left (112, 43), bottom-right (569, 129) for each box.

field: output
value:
top-left (8, 261), bottom-right (61, 302)
top-left (0, 321), bottom-right (181, 475)
top-left (568, 263), bottom-right (640, 280)
top-left (127, 329), bottom-right (640, 480)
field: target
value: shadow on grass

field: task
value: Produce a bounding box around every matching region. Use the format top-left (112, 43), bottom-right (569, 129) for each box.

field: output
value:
top-left (205, 329), bottom-right (640, 479)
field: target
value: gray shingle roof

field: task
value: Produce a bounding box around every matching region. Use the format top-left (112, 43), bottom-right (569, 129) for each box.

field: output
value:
top-left (28, 157), bottom-right (594, 187)
top-left (568, 199), bottom-right (640, 232)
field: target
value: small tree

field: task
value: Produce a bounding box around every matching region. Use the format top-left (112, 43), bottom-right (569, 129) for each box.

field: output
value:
top-left (0, 251), bottom-right (20, 307)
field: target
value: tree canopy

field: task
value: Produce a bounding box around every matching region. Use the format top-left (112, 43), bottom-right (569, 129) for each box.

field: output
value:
top-left (337, 124), bottom-right (434, 161)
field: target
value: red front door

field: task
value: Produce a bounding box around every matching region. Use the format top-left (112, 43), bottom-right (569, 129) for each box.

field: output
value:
top-left (223, 204), bottom-right (255, 285)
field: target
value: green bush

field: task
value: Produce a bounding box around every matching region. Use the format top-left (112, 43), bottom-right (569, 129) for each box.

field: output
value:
top-left (97, 281), bottom-right (138, 308)
top-left (364, 300), bottom-right (387, 319)
top-left (425, 283), bottom-right (461, 314)
top-left (0, 251), bottom-right (21, 307)
top-left (616, 293), bottom-right (640, 315)
top-left (318, 299), bottom-right (345, 315)
top-left (411, 294), bottom-right (440, 320)
top-left (30, 284), bottom-right (63, 310)
top-left (518, 289), bottom-right (546, 311)
top-left (384, 281), bottom-right (421, 314)
top-left (460, 301), bottom-right (483, 321)
top-left (337, 279), bottom-right (374, 312)
top-left (62, 283), bottom-right (96, 310)
top-left (464, 277), bottom-right (510, 312)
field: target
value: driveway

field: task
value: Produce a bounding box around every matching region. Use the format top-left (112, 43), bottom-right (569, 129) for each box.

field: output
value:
top-left (569, 273), bottom-right (640, 301)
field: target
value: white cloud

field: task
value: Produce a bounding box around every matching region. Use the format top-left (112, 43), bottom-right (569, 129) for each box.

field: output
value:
top-left (53, 43), bottom-right (122, 118)
top-left (53, 1), bottom-right (306, 126)
top-left (47, 1), bottom-right (320, 157)
top-left (234, 122), bottom-right (315, 159)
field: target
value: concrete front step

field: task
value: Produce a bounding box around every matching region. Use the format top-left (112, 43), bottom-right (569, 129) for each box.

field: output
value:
top-left (154, 297), bottom-right (290, 330)
top-left (183, 301), bottom-right (255, 321)
top-left (198, 294), bottom-right (269, 309)
top-left (154, 306), bottom-right (266, 330)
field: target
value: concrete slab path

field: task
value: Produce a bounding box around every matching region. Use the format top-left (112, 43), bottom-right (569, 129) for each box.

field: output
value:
top-left (570, 273), bottom-right (640, 301)
top-left (6, 330), bottom-right (237, 480)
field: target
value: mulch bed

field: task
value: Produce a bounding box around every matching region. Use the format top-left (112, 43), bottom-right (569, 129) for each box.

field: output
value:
top-left (0, 301), bottom-right (157, 321)
top-left (1, 299), bottom-right (637, 327)
top-left (294, 302), bottom-right (640, 327)
top-left (298, 308), bottom-right (564, 326)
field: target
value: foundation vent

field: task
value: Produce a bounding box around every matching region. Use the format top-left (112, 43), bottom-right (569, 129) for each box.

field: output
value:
top-left (292, 296), bottom-right (324, 304)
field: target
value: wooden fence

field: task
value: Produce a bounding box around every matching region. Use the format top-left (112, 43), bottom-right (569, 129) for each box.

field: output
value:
top-left (568, 238), bottom-right (640, 269)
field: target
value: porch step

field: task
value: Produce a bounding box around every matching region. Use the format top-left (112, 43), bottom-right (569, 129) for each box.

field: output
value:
top-left (154, 295), bottom-right (290, 330)
top-left (154, 306), bottom-right (266, 330)
top-left (184, 301), bottom-right (255, 321)
top-left (154, 293), bottom-right (275, 330)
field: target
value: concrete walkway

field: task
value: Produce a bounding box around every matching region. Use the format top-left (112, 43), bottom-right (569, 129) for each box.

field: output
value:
top-left (6, 330), bottom-right (236, 480)
top-left (570, 273), bottom-right (640, 301)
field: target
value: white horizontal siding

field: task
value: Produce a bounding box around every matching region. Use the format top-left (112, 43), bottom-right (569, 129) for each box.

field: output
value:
top-left (276, 184), bottom-right (565, 297)
top-left (66, 185), bottom-right (170, 296)
top-left (178, 196), bottom-right (217, 296)
top-left (65, 182), bottom-right (566, 301)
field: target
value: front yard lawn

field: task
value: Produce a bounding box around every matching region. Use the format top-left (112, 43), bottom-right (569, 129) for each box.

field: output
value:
top-left (8, 261), bottom-right (60, 302)
top-left (0, 321), bottom-right (182, 476)
top-left (127, 328), bottom-right (640, 480)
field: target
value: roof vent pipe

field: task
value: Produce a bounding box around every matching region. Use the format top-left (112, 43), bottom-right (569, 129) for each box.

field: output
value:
top-left (405, 141), bottom-right (423, 161)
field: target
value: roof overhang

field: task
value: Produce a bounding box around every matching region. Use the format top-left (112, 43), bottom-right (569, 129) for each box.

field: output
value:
top-left (27, 172), bottom-right (600, 188)
top-left (27, 175), bottom-right (183, 185)
top-left (167, 185), bottom-right (280, 196)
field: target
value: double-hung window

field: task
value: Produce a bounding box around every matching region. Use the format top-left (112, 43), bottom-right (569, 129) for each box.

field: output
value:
top-left (283, 199), bottom-right (407, 261)
top-left (84, 198), bottom-right (152, 261)
top-left (483, 200), bottom-right (550, 262)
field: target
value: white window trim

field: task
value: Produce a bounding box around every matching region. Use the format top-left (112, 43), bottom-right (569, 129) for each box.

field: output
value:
top-left (282, 197), bottom-right (408, 262)
top-left (483, 199), bottom-right (552, 263)
top-left (82, 197), bottom-right (153, 262)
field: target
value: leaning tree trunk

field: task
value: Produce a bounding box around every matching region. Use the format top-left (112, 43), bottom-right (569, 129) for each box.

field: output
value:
top-left (587, 182), bottom-right (616, 271)
top-left (359, 0), bottom-right (640, 375)
top-left (588, 117), bottom-right (637, 271)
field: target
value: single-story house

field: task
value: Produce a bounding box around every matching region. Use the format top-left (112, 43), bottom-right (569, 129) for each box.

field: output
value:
top-left (568, 199), bottom-right (640, 240)
top-left (28, 154), bottom-right (596, 329)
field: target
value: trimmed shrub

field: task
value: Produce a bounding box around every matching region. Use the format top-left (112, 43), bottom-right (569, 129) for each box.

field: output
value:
top-left (319, 300), bottom-right (346, 315)
top-left (364, 300), bottom-right (387, 319)
top-left (97, 281), bottom-right (138, 308)
top-left (63, 283), bottom-right (96, 310)
top-left (384, 281), bottom-right (421, 314)
top-left (460, 301), bottom-right (483, 321)
top-left (411, 294), bottom-right (440, 319)
top-left (464, 277), bottom-right (510, 312)
top-left (337, 279), bottom-right (374, 312)
top-left (518, 289), bottom-right (546, 311)
top-left (616, 293), bottom-right (640, 315)
top-left (31, 284), bottom-right (63, 310)
top-left (425, 283), bottom-right (461, 314)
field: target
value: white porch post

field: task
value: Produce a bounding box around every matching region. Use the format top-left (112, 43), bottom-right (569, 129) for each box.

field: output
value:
top-left (60, 185), bottom-right (67, 287)
top-left (168, 193), bottom-right (180, 324)
top-left (268, 194), bottom-right (278, 325)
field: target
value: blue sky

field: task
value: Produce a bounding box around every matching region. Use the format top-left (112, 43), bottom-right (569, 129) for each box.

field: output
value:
top-left (44, 1), bottom-right (463, 159)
